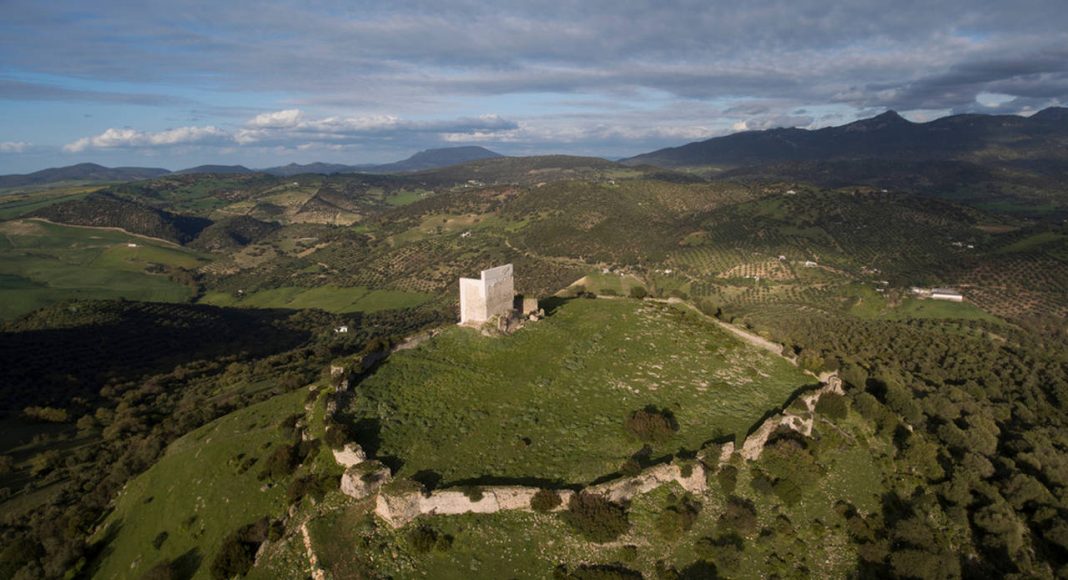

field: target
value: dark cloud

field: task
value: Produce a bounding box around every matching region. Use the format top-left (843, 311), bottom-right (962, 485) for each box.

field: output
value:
top-left (4, 0), bottom-right (1067, 109)
top-left (2, 0), bottom-right (1068, 170)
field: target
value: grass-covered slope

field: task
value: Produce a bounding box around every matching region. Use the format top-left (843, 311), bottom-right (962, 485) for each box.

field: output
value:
top-left (346, 298), bottom-right (813, 484)
top-left (89, 389), bottom-right (307, 580)
top-left (0, 219), bottom-right (207, 319)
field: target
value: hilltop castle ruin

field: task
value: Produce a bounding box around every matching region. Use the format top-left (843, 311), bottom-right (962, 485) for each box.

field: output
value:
top-left (459, 264), bottom-right (539, 328)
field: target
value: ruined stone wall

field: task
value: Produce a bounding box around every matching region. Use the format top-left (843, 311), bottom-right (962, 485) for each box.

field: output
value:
top-left (328, 335), bottom-right (844, 529)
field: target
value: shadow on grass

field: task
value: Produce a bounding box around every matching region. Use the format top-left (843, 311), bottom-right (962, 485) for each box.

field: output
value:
top-left (82, 518), bottom-right (123, 578)
top-left (743, 380), bottom-right (823, 441)
top-left (172, 548), bottom-right (203, 580)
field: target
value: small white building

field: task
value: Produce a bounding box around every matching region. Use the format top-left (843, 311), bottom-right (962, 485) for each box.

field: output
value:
top-left (334, 325), bottom-right (349, 334)
top-left (930, 288), bottom-right (964, 302)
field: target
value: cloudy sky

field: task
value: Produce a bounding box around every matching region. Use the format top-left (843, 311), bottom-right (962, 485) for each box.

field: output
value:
top-left (1, 0), bottom-right (1066, 172)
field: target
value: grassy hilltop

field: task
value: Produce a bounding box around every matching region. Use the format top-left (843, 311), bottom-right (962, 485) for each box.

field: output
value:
top-left (348, 298), bottom-right (811, 484)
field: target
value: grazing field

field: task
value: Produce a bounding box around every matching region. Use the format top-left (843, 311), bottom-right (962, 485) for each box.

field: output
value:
top-left (345, 298), bottom-right (813, 484)
top-left (0, 220), bottom-right (204, 319)
top-left (199, 285), bottom-right (432, 313)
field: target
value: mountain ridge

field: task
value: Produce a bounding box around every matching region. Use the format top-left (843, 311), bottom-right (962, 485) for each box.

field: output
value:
top-left (0, 162), bottom-right (171, 189)
top-left (0, 146), bottom-right (507, 188)
top-left (623, 106), bottom-right (1068, 168)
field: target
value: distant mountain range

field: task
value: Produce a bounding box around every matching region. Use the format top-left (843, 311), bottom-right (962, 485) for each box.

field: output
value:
top-left (623, 107), bottom-right (1068, 168)
top-left (0, 163), bottom-right (171, 189)
top-left (0, 146), bottom-right (505, 188)
top-left (7, 109), bottom-right (1068, 190)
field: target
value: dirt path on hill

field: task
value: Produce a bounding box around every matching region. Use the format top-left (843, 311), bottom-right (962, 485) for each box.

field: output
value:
top-left (24, 218), bottom-right (184, 247)
top-left (650, 297), bottom-right (796, 364)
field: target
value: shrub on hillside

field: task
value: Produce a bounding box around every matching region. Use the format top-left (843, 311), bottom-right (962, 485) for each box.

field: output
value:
top-left (624, 405), bottom-right (679, 443)
top-left (562, 492), bottom-right (630, 542)
top-left (406, 525), bottom-right (453, 554)
top-left (716, 464), bottom-right (738, 494)
top-left (695, 533), bottom-right (744, 570)
top-left (815, 393), bottom-right (849, 420)
top-left (554, 563), bottom-right (643, 579)
top-left (629, 286), bottom-right (648, 299)
top-left (287, 474), bottom-right (339, 505)
top-left (655, 494), bottom-right (702, 539)
top-left (717, 496), bottom-right (758, 536)
top-left (258, 444), bottom-right (300, 480)
top-left (323, 421), bottom-right (350, 450)
top-left (210, 517), bottom-right (270, 580)
top-left (530, 489), bottom-right (563, 512)
top-left (22, 406), bottom-right (69, 423)
top-left (460, 485), bottom-right (484, 502)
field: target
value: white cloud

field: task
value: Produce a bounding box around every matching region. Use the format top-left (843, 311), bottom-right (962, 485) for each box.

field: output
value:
top-left (0, 141), bottom-right (29, 153)
top-left (247, 108), bottom-right (305, 128)
top-left (63, 126), bottom-right (227, 152)
top-left (62, 111), bottom-right (521, 153)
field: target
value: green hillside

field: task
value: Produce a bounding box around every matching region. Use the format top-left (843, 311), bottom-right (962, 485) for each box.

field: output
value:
top-left (0, 219), bottom-right (206, 319)
top-left (346, 298), bottom-right (812, 484)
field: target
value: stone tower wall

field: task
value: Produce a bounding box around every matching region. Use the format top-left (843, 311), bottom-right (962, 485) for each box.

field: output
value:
top-left (459, 264), bottom-right (515, 325)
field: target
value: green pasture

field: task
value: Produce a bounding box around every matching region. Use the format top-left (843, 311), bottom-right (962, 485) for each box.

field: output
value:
top-left (89, 390), bottom-right (306, 580)
top-left (346, 298), bottom-right (812, 485)
top-left (0, 220), bottom-right (205, 319)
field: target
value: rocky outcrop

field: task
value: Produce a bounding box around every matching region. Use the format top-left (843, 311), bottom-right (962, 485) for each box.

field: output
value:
top-left (331, 443), bottom-right (367, 468)
top-left (340, 461), bottom-right (392, 500)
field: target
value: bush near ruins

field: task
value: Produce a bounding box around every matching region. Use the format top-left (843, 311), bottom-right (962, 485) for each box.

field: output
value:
top-left (460, 485), bottom-right (484, 502)
top-left (210, 517), bottom-right (270, 580)
top-left (407, 525), bottom-right (453, 554)
top-left (629, 286), bottom-right (648, 299)
top-left (530, 489), bottom-right (563, 512)
top-left (655, 494), bottom-right (702, 539)
top-left (624, 405), bottom-right (679, 443)
top-left (815, 392), bottom-right (849, 419)
top-left (716, 464), bottom-right (738, 494)
top-left (717, 496), bottom-right (758, 537)
top-left (555, 563), bottom-right (644, 579)
top-left (562, 492), bottom-right (630, 542)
